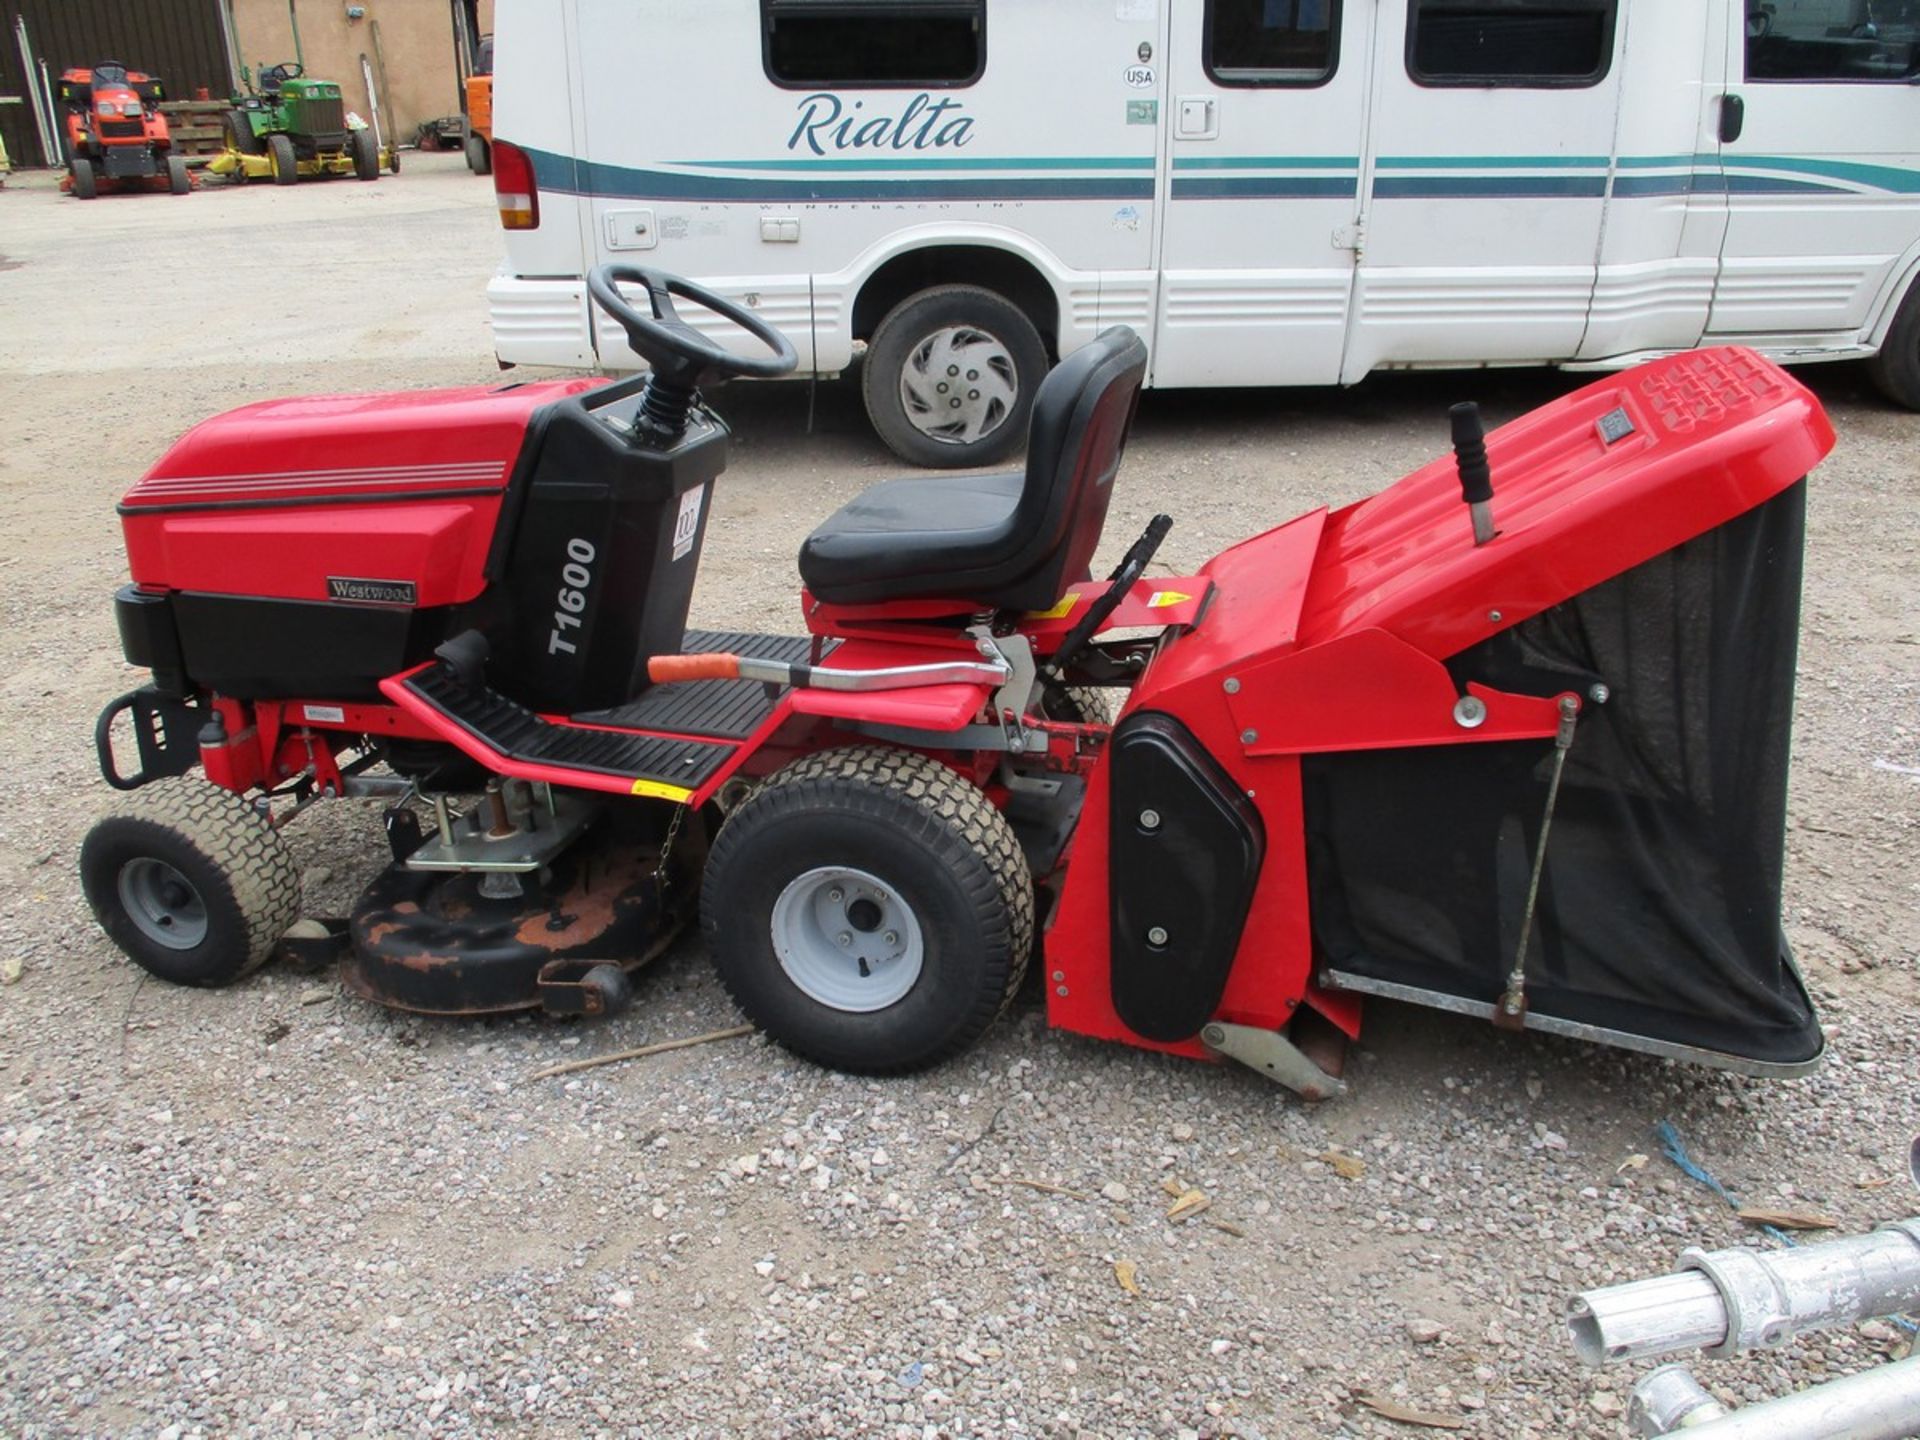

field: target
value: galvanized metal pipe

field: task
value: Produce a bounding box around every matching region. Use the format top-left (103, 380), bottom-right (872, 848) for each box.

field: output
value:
top-left (1568, 1219), bottom-right (1920, 1365)
top-left (1632, 1354), bottom-right (1920, 1440)
top-left (1629, 1365), bottom-right (1728, 1436)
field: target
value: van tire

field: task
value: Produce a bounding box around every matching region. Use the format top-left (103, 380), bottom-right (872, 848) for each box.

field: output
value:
top-left (1868, 282), bottom-right (1920, 411)
top-left (863, 285), bottom-right (1048, 470)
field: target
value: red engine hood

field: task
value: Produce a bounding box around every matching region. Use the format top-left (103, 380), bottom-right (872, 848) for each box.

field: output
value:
top-left (121, 377), bottom-right (606, 607)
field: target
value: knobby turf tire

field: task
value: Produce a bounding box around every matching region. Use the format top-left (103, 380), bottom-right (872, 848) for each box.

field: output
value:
top-left (1042, 684), bottom-right (1115, 726)
top-left (80, 779), bottom-right (301, 988)
top-left (702, 747), bottom-right (1034, 1074)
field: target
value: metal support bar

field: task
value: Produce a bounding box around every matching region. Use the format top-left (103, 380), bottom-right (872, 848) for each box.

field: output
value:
top-left (1200, 1022), bottom-right (1346, 1102)
top-left (1568, 1220), bottom-right (1920, 1366)
top-left (1496, 693), bottom-right (1580, 1027)
top-left (1631, 1354), bottom-right (1920, 1440)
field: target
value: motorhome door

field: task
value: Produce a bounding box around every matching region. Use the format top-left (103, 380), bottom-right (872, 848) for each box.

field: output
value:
top-left (1152, 0), bottom-right (1376, 387)
top-left (1342, 0), bottom-right (1627, 381)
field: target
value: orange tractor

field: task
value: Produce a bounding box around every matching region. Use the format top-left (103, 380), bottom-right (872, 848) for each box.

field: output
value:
top-left (59, 61), bottom-right (189, 199)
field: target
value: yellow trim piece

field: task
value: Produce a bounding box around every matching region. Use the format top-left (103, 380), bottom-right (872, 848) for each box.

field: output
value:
top-left (630, 778), bottom-right (694, 802)
top-left (1028, 592), bottom-right (1081, 620)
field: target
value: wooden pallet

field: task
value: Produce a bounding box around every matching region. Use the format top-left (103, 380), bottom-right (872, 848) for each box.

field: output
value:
top-left (160, 100), bottom-right (230, 159)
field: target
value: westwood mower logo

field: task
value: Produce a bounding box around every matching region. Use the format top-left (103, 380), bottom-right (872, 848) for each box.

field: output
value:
top-left (327, 576), bottom-right (417, 606)
top-left (786, 92), bottom-right (975, 156)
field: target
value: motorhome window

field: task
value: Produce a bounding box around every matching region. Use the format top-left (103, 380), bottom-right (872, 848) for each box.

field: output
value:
top-left (1206, 0), bottom-right (1340, 85)
top-left (1745, 1), bottom-right (1920, 82)
top-left (762, 0), bottom-right (985, 88)
top-left (1407, 0), bottom-right (1618, 86)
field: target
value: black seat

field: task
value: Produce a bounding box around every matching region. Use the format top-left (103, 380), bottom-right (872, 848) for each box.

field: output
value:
top-left (799, 326), bottom-right (1148, 610)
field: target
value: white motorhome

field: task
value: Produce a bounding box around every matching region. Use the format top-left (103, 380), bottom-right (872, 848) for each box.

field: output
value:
top-left (488, 0), bottom-right (1920, 466)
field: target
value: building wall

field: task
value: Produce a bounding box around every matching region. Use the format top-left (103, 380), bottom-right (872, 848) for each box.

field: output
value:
top-left (0, 0), bottom-right (232, 168)
top-left (230, 0), bottom-right (471, 143)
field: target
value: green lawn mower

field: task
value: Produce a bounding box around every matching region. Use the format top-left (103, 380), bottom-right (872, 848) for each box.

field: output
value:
top-left (214, 62), bottom-right (395, 185)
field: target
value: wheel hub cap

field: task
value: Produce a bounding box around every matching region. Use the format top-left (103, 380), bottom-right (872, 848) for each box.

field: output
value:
top-left (898, 325), bottom-right (1018, 446)
top-left (118, 858), bottom-right (209, 951)
top-left (770, 866), bottom-right (924, 1012)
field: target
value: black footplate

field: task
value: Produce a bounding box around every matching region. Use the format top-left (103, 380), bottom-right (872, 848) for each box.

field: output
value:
top-left (402, 663), bottom-right (737, 794)
top-left (574, 631), bottom-right (836, 740)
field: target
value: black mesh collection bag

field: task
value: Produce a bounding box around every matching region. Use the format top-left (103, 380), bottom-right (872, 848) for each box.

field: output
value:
top-left (1303, 482), bottom-right (1821, 1066)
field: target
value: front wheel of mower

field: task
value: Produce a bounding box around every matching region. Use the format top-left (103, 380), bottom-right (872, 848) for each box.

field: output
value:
top-left (166, 154), bottom-right (189, 195)
top-left (268, 133), bottom-right (298, 186)
top-left (351, 128), bottom-right (379, 181)
top-left (386, 143), bottom-right (401, 174)
top-left (80, 779), bottom-right (302, 988)
top-left (70, 156), bottom-right (97, 200)
top-left (464, 133), bottom-right (490, 174)
top-left (702, 747), bottom-right (1034, 1074)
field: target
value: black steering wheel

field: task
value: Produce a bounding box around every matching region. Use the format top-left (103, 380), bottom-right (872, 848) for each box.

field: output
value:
top-left (586, 264), bottom-right (798, 390)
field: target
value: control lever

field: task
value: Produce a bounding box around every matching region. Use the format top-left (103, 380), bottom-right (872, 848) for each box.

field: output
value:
top-left (1450, 401), bottom-right (1497, 546)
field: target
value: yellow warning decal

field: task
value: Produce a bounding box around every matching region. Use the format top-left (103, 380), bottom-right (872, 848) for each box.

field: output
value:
top-left (1027, 592), bottom-right (1081, 620)
top-left (1147, 590), bottom-right (1193, 609)
top-left (630, 778), bottom-right (694, 802)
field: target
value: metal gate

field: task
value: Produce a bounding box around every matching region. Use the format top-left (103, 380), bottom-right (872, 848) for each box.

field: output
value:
top-left (3, 0), bottom-right (233, 169)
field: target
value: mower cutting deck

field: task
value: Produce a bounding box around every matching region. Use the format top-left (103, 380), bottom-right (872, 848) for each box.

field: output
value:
top-left (82, 264), bottom-right (1836, 1093)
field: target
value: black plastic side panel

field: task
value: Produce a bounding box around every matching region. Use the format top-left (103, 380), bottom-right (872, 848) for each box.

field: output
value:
top-left (496, 388), bottom-right (729, 714)
top-left (114, 584), bottom-right (189, 697)
top-left (1108, 712), bottom-right (1264, 1042)
top-left (170, 592), bottom-right (451, 701)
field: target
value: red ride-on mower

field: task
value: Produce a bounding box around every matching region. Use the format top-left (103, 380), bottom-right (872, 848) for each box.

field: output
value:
top-left (58, 62), bottom-right (190, 199)
top-left (83, 264), bottom-right (1835, 1093)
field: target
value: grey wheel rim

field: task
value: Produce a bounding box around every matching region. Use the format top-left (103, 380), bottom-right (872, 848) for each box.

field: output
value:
top-left (770, 865), bottom-right (924, 1012)
top-left (117, 858), bottom-right (209, 951)
top-left (898, 324), bottom-right (1018, 446)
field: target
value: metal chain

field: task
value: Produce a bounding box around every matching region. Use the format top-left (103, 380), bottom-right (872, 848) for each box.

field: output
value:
top-left (652, 801), bottom-right (688, 890)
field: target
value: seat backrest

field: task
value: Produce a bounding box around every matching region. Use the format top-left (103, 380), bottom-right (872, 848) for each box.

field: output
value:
top-left (1009, 326), bottom-right (1149, 605)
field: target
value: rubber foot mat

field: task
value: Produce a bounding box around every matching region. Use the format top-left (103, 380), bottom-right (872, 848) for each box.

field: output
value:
top-left (573, 630), bottom-right (836, 741)
top-left (402, 663), bottom-right (736, 791)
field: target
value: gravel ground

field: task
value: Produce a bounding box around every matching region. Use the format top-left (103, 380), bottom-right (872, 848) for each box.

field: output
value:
top-left (0, 152), bottom-right (1916, 1440)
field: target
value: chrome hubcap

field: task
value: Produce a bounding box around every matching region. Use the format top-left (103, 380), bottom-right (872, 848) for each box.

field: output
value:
top-left (898, 325), bottom-right (1019, 446)
top-left (770, 865), bottom-right (924, 1012)
top-left (117, 858), bottom-right (208, 951)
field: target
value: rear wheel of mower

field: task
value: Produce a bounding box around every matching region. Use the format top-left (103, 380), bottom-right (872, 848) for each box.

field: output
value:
top-left (225, 109), bottom-right (262, 155)
top-left (862, 284), bottom-right (1048, 470)
top-left (166, 154), bottom-right (189, 195)
top-left (1868, 280), bottom-right (1920, 411)
top-left (268, 133), bottom-right (298, 186)
top-left (464, 133), bottom-right (490, 174)
top-left (70, 156), bottom-right (97, 200)
top-left (702, 747), bottom-right (1034, 1074)
top-left (80, 779), bottom-right (302, 988)
top-left (351, 128), bottom-right (380, 181)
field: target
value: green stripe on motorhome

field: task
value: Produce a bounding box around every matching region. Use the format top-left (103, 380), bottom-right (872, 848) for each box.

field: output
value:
top-left (528, 148), bottom-right (1152, 201)
top-left (526, 147), bottom-right (1920, 206)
